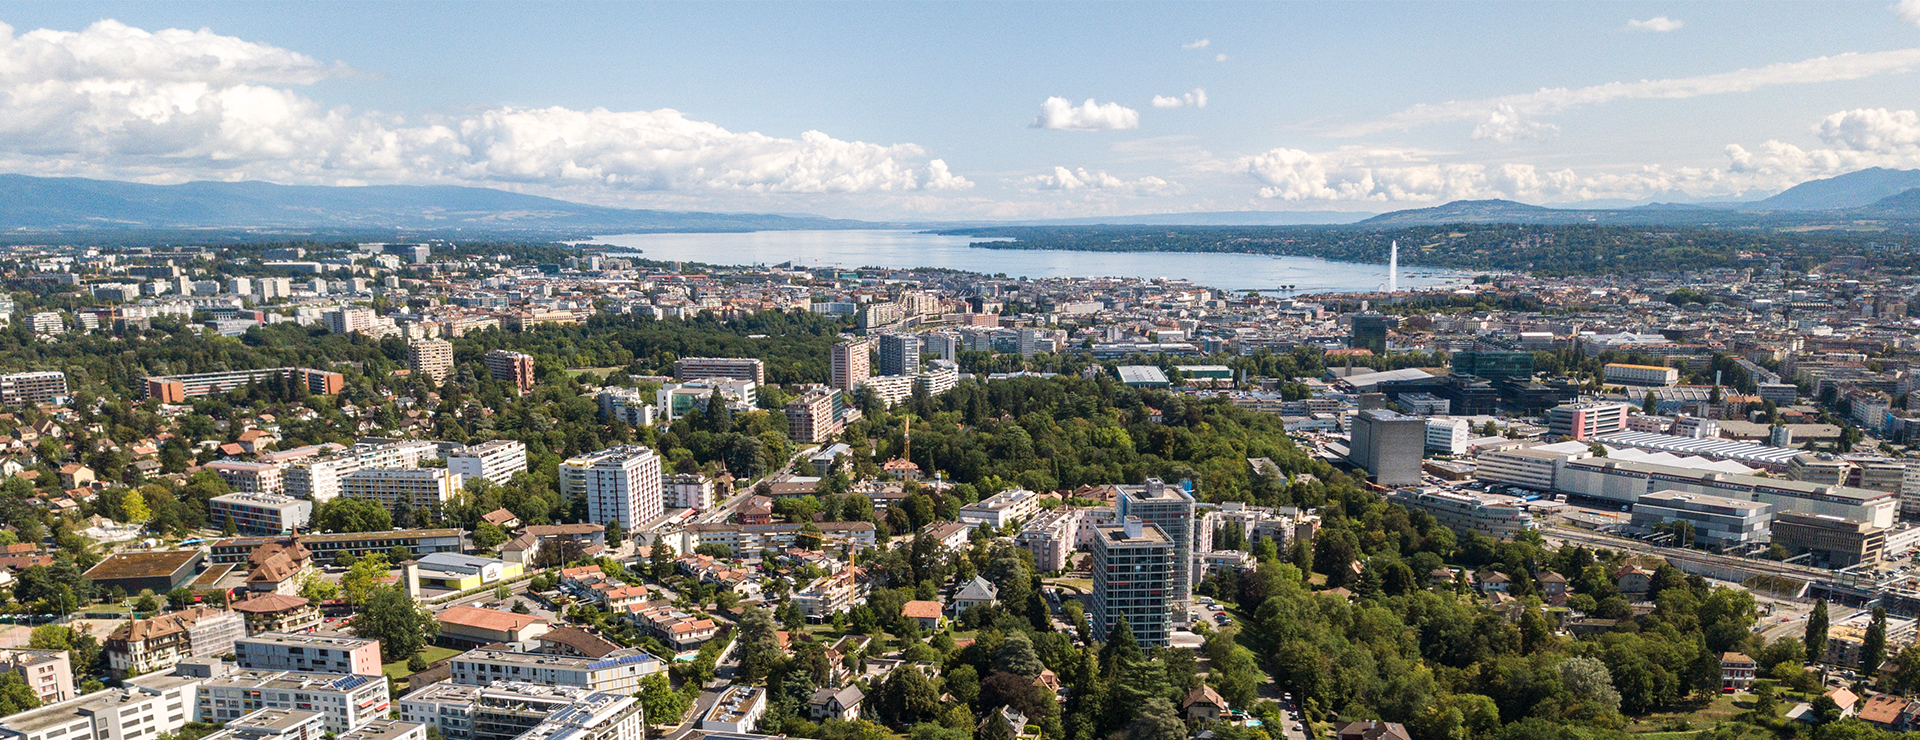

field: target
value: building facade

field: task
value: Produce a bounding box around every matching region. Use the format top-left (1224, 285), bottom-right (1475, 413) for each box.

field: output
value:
top-left (1090, 518), bottom-right (1174, 647)
top-left (561, 446), bottom-right (664, 528)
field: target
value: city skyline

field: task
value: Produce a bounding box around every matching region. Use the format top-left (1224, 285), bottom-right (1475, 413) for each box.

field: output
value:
top-left (0, 2), bottom-right (1916, 220)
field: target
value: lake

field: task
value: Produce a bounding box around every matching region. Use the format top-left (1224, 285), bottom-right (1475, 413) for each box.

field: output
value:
top-left (585, 230), bottom-right (1468, 294)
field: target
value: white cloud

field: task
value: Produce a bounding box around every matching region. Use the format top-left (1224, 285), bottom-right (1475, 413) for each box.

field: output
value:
top-left (1470, 104), bottom-right (1559, 142)
top-left (1897, 0), bottom-right (1920, 27)
top-left (1215, 53), bottom-right (1230, 62)
top-left (1031, 97), bottom-right (1140, 131)
top-left (0, 19), bottom-right (969, 196)
top-left (1020, 166), bottom-right (1179, 196)
top-left (1626, 16), bottom-right (1685, 32)
top-left (1248, 107), bottom-right (1920, 205)
top-left (1151, 88), bottom-right (1208, 109)
top-left (1182, 38), bottom-right (1210, 49)
top-left (1337, 48), bottom-right (1920, 136)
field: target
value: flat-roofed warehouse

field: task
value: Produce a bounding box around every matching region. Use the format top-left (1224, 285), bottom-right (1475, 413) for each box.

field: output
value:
top-left (82, 550), bottom-right (204, 593)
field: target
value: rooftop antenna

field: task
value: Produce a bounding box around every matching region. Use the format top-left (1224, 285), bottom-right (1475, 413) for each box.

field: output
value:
top-left (1389, 240), bottom-right (1399, 293)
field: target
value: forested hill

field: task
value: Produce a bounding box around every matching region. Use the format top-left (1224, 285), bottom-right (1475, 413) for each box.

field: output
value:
top-left (943, 224), bottom-right (1920, 277)
top-left (0, 174), bottom-right (871, 234)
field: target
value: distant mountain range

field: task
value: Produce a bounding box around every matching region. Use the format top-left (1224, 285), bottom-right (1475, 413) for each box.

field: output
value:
top-left (4, 168), bottom-right (1920, 237)
top-left (0, 175), bottom-right (869, 234)
top-left (1356, 167), bottom-right (1920, 227)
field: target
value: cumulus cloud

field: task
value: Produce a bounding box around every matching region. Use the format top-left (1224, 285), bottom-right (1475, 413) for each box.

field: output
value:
top-left (0, 19), bottom-right (969, 195)
top-left (1021, 166), bottom-right (1180, 196)
top-left (1031, 97), bottom-right (1140, 130)
top-left (1724, 108), bottom-right (1920, 182)
top-left (1182, 38), bottom-right (1210, 49)
top-left (1337, 48), bottom-right (1920, 136)
top-left (1248, 107), bottom-right (1920, 205)
top-left (1215, 53), bottom-right (1230, 62)
top-left (1897, 0), bottom-right (1920, 26)
top-left (1471, 104), bottom-right (1559, 142)
top-left (1626, 16), bottom-right (1684, 32)
top-left (1151, 88), bottom-right (1208, 109)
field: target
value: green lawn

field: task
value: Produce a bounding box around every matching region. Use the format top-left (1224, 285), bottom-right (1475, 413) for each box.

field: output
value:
top-left (382, 646), bottom-right (463, 683)
top-left (1625, 694), bottom-right (1743, 733)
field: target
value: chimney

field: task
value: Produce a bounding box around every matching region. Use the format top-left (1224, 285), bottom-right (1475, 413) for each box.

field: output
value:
top-left (1123, 516), bottom-right (1144, 539)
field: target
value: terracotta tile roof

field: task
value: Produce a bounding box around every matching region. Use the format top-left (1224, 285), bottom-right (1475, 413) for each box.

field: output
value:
top-left (230, 593), bottom-right (312, 613)
top-left (438, 605), bottom-right (548, 633)
top-left (901, 600), bottom-right (942, 619)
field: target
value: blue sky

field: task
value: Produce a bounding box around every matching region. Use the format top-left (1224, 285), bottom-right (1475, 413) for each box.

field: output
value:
top-left (0, 1), bottom-right (1916, 219)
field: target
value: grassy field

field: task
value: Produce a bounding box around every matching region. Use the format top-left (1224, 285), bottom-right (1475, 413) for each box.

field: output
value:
top-left (566, 366), bottom-right (625, 378)
top-left (382, 646), bottom-right (463, 684)
top-left (1625, 694), bottom-right (1744, 734)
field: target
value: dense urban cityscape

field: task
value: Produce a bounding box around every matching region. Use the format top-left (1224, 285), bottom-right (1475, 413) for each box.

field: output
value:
top-left (0, 224), bottom-right (1908, 740)
top-left (0, 3), bottom-right (1918, 740)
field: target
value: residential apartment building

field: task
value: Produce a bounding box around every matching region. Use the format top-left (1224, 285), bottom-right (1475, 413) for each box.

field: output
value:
top-left (207, 461), bottom-right (287, 496)
top-left (1090, 518), bottom-right (1174, 647)
top-left (830, 339), bottom-right (871, 391)
top-left (791, 569), bottom-right (868, 621)
top-left (406, 339), bottom-right (454, 384)
top-left (560, 446), bottom-right (663, 528)
top-left (957, 488), bottom-right (1045, 529)
top-left (1546, 402), bottom-right (1632, 440)
top-left (283, 439), bottom-right (438, 502)
top-left (0, 649), bottom-right (73, 704)
top-left (0, 670), bottom-right (205, 740)
top-left (143, 368), bottom-right (344, 403)
top-left (398, 682), bottom-right (588, 740)
top-left (198, 670), bottom-right (390, 732)
top-left (664, 474), bottom-right (716, 510)
top-left (208, 492), bottom-right (312, 535)
top-left (340, 468), bottom-right (457, 517)
top-left (448, 440), bottom-right (528, 487)
top-left (1603, 363), bottom-right (1680, 387)
top-left (484, 350), bottom-right (537, 394)
top-left (234, 634), bottom-right (383, 677)
top-left (1015, 507), bottom-right (1080, 573)
top-left (446, 650), bottom-right (664, 695)
top-left (595, 388), bottom-right (657, 428)
top-left (104, 607), bottom-right (245, 676)
top-left (324, 307), bottom-right (377, 336)
top-left (786, 387), bottom-right (861, 443)
top-left (877, 334), bottom-right (920, 377)
top-left (672, 357), bottom-right (766, 384)
top-left (0, 371), bottom-right (69, 407)
top-left (1117, 479), bottom-right (1197, 617)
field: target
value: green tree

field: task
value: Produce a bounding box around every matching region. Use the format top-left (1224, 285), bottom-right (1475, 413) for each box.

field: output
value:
top-left (354, 586), bottom-right (440, 661)
top-left (1806, 599), bottom-right (1830, 663)
top-left (166, 588), bottom-right (194, 610)
top-left (315, 497), bottom-right (393, 533)
top-left (0, 672), bottom-right (40, 715)
top-left (994, 632), bottom-right (1044, 679)
top-left (342, 554), bottom-right (393, 605)
top-left (637, 673), bottom-right (692, 725)
top-left (736, 606), bottom-right (782, 684)
top-left (133, 591), bottom-right (159, 613)
top-left (472, 522), bottom-right (509, 551)
top-left (1864, 606), bottom-right (1889, 674)
top-left (650, 541), bottom-right (678, 581)
top-left (122, 490), bottom-right (151, 524)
